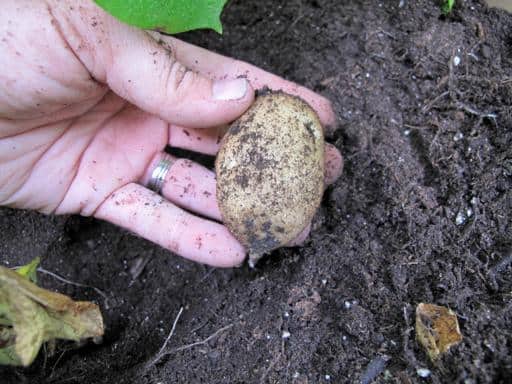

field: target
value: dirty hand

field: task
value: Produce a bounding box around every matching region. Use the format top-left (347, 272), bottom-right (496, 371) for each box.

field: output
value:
top-left (0, 0), bottom-right (343, 267)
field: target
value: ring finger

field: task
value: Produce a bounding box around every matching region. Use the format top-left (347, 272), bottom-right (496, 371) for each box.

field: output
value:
top-left (140, 152), bottom-right (221, 221)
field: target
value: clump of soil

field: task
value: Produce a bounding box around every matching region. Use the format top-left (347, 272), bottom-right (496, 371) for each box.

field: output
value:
top-left (1, 0), bottom-right (511, 383)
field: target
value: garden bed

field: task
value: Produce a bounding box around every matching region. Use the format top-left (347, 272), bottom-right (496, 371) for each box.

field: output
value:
top-left (1, 0), bottom-right (511, 382)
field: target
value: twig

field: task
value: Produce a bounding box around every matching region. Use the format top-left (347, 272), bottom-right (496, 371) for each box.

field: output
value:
top-left (455, 101), bottom-right (497, 120)
top-left (49, 349), bottom-right (68, 379)
top-left (198, 268), bottom-right (216, 283)
top-left (259, 352), bottom-right (282, 384)
top-left (171, 323), bottom-right (234, 353)
top-left (145, 306), bottom-right (184, 368)
top-left (288, 13), bottom-right (304, 30)
top-left (422, 91), bottom-right (449, 113)
top-left (144, 322), bottom-right (234, 372)
top-left (37, 267), bottom-right (110, 309)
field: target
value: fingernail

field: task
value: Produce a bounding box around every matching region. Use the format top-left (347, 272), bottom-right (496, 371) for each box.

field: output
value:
top-left (213, 78), bottom-right (248, 101)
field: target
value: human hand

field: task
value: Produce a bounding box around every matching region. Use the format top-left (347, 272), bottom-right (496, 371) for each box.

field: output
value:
top-left (0, 0), bottom-right (343, 267)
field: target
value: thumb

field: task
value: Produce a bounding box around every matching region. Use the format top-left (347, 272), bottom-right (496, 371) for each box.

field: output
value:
top-left (54, 1), bottom-right (254, 128)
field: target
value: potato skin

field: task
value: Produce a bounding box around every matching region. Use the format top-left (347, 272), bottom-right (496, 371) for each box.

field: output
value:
top-left (215, 91), bottom-right (325, 264)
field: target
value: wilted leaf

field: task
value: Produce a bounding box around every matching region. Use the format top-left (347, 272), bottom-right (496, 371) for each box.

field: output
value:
top-left (15, 257), bottom-right (40, 283)
top-left (415, 303), bottom-right (462, 361)
top-left (94, 0), bottom-right (229, 34)
top-left (0, 266), bottom-right (103, 366)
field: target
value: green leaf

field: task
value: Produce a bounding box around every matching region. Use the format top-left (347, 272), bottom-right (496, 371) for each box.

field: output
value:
top-left (94, 0), bottom-right (229, 34)
top-left (442, 0), bottom-right (455, 14)
top-left (15, 257), bottom-right (40, 283)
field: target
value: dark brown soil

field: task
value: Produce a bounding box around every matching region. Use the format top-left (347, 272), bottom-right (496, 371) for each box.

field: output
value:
top-left (1, 0), bottom-right (511, 383)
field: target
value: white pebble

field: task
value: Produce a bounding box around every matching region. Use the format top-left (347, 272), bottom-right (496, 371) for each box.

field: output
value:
top-left (455, 211), bottom-right (466, 226)
top-left (293, 372), bottom-right (300, 379)
top-left (454, 132), bottom-right (464, 141)
top-left (325, 375), bottom-right (331, 380)
top-left (322, 279), bottom-right (328, 285)
top-left (404, 129), bottom-right (411, 136)
top-left (466, 207), bottom-right (473, 217)
top-left (344, 301), bottom-right (352, 309)
top-left (417, 368), bottom-right (431, 378)
top-left (282, 331), bottom-right (291, 339)
top-left (399, 0), bottom-right (405, 8)
top-left (284, 311), bottom-right (290, 318)
top-left (453, 56), bottom-right (461, 66)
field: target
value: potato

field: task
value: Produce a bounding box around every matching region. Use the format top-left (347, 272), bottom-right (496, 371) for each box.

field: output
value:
top-left (215, 91), bottom-right (325, 266)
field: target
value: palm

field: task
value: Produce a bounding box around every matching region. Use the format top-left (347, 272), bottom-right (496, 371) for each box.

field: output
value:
top-left (0, 26), bottom-right (165, 215)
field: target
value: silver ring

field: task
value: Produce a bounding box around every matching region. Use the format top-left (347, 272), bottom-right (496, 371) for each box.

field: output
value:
top-left (147, 153), bottom-right (174, 194)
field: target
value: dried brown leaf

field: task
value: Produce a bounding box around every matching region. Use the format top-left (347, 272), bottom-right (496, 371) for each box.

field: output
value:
top-left (415, 303), bottom-right (462, 361)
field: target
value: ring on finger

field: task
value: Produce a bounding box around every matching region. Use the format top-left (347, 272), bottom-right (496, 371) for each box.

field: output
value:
top-left (146, 153), bottom-right (175, 194)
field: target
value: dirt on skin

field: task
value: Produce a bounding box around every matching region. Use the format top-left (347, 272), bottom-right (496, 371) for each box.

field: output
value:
top-left (1, 0), bottom-right (511, 383)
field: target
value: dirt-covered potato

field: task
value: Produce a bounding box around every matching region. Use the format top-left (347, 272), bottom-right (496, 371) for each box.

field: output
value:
top-left (215, 91), bottom-right (325, 266)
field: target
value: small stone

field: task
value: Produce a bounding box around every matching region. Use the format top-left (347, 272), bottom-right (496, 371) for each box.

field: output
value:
top-left (453, 56), bottom-right (461, 66)
top-left (453, 132), bottom-right (464, 141)
top-left (344, 301), bottom-right (352, 309)
top-left (325, 375), bottom-right (331, 380)
top-left (466, 207), bottom-right (473, 217)
top-left (293, 372), bottom-right (300, 379)
top-left (404, 129), bottom-right (411, 136)
top-left (282, 331), bottom-right (291, 339)
top-left (455, 211), bottom-right (466, 226)
top-left (417, 368), bottom-right (431, 378)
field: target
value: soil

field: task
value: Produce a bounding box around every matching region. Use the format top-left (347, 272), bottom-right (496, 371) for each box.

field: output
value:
top-left (1, 0), bottom-right (511, 383)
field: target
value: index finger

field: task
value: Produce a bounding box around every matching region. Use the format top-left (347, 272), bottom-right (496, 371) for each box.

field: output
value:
top-left (148, 33), bottom-right (336, 129)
